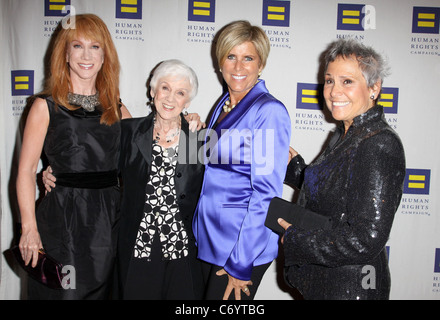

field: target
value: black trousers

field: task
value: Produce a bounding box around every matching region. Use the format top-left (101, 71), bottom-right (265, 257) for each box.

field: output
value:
top-left (123, 235), bottom-right (196, 300)
top-left (201, 261), bottom-right (272, 300)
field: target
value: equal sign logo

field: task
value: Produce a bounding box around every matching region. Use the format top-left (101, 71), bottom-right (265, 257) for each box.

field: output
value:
top-left (378, 87), bottom-right (399, 114)
top-left (262, 0), bottom-right (290, 27)
top-left (296, 83), bottom-right (323, 110)
top-left (116, 0), bottom-right (142, 20)
top-left (403, 169), bottom-right (431, 195)
top-left (11, 70), bottom-right (34, 96)
top-left (412, 6), bottom-right (440, 34)
top-left (188, 0), bottom-right (215, 23)
top-left (44, 0), bottom-right (70, 17)
top-left (337, 3), bottom-right (365, 31)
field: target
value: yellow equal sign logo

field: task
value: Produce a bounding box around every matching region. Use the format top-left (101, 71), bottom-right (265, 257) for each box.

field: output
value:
top-left (342, 9), bottom-right (360, 25)
top-left (418, 13), bottom-right (436, 28)
top-left (121, 0), bottom-right (138, 13)
top-left (301, 89), bottom-right (319, 104)
top-left (49, 0), bottom-right (66, 11)
top-left (193, 1), bottom-right (211, 16)
top-left (408, 174), bottom-right (426, 189)
top-left (14, 76), bottom-right (29, 91)
top-left (379, 93), bottom-right (394, 108)
top-left (267, 6), bottom-right (285, 21)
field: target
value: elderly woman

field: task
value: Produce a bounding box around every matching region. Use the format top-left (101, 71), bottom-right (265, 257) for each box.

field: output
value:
top-left (193, 20), bottom-right (291, 300)
top-left (278, 39), bottom-right (406, 300)
top-left (117, 59), bottom-right (205, 299)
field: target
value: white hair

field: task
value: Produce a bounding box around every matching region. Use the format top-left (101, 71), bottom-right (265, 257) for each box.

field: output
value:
top-left (150, 59), bottom-right (198, 100)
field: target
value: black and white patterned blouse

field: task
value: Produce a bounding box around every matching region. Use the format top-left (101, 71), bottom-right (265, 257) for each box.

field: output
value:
top-left (133, 142), bottom-right (189, 260)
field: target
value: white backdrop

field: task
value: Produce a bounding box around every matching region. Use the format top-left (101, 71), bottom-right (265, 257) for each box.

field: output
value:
top-left (1, 0), bottom-right (439, 300)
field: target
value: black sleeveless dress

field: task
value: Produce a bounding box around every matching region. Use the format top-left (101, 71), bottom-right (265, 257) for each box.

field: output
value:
top-left (28, 97), bottom-right (121, 299)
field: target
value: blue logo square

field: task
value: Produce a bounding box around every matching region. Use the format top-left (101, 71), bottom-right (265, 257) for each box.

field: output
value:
top-left (296, 83), bottom-right (323, 111)
top-left (412, 7), bottom-right (440, 34)
top-left (262, 0), bottom-right (290, 27)
top-left (44, 0), bottom-right (71, 17)
top-left (11, 70), bottom-right (34, 96)
top-left (116, 0), bottom-right (143, 20)
top-left (188, 0), bottom-right (215, 23)
top-left (403, 169), bottom-right (430, 195)
top-left (337, 3), bottom-right (365, 31)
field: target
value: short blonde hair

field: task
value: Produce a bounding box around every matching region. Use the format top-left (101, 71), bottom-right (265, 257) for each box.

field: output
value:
top-left (215, 20), bottom-right (270, 69)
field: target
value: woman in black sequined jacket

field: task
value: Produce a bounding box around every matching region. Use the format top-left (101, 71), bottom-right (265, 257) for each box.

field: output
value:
top-left (279, 39), bottom-right (406, 300)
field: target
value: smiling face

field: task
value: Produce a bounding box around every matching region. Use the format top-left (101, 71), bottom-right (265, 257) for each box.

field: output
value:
top-left (66, 37), bottom-right (104, 90)
top-left (324, 55), bottom-right (380, 132)
top-left (221, 41), bottom-right (262, 104)
top-left (151, 75), bottom-right (192, 122)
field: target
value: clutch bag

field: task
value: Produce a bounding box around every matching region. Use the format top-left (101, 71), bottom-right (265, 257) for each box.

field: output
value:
top-left (265, 196), bottom-right (332, 234)
top-left (11, 246), bottom-right (64, 289)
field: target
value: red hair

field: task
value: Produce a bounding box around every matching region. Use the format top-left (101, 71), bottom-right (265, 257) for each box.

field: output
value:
top-left (44, 14), bottom-right (121, 125)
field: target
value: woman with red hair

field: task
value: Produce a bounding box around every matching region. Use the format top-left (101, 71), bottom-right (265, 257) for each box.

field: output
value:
top-left (16, 14), bottom-right (129, 299)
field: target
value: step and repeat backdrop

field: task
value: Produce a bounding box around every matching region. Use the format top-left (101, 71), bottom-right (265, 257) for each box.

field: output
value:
top-left (1, 0), bottom-right (439, 300)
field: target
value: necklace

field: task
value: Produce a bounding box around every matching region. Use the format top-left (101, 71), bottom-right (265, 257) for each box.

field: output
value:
top-left (222, 98), bottom-right (240, 113)
top-left (68, 92), bottom-right (100, 112)
top-left (153, 116), bottom-right (181, 144)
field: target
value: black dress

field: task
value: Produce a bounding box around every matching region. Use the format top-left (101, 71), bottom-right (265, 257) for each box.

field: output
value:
top-left (283, 105), bottom-right (406, 300)
top-left (28, 96), bottom-right (121, 299)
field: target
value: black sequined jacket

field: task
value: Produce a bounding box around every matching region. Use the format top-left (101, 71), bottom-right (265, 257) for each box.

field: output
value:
top-left (283, 105), bottom-right (405, 300)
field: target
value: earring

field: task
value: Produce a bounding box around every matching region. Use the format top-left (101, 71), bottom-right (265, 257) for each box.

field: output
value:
top-left (370, 94), bottom-right (375, 99)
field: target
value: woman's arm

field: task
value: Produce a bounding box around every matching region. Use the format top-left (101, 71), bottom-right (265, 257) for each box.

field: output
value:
top-left (222, 99), bottom-right (291, 287)
top-left (120, 103), bottom-right (132, 119)
top-left (16, 98), bottom-right (49, 267)
top-left (284, 151), bottom-right (306, 188)
top-left (283, 132), bottom-right (406, 268)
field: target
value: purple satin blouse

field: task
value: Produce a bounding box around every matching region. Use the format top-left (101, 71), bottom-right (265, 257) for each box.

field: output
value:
top-left (192, 80), bottom-right (291, 280)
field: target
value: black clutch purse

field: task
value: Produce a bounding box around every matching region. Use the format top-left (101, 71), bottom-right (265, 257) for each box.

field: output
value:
top-left (265, 197), bottom-right (332, 234)
top-left (11, 246), bottom-right (64, 289)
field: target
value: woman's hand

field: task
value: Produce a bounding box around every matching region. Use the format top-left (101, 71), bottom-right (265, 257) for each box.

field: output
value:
top-left (19, 228), bottom-right (43, 268)
top-left (288, 146), bottom-right (298, 163)
top-left (184, 112), bottom-right (206, 132)
top-left (42, 166), bottom-right (56, 193)
top-left (278, 218), bottom-right (292, 244)
top-left (216, 268), bottom-right (253, 300)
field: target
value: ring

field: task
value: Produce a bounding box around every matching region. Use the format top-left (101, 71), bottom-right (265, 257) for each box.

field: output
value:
top-left (243, 287), bottom-right (249, 292)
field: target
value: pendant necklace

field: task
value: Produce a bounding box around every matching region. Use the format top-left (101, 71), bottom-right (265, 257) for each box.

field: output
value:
top-left (153, 116), bottom-right (181, 144)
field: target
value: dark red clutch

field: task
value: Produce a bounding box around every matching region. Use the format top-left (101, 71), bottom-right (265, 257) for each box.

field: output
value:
top-left (11, 246), bottom-right (64, 289)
